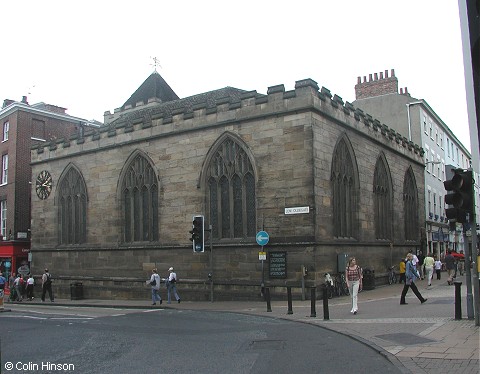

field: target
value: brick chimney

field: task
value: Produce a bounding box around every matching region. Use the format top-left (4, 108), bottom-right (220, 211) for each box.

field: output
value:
top-left (44, 104), bottom-right (67, 114)
top-left (355, 69), bottom-right (398, 99)
top-left (2, 99), bottom-right (15, 108)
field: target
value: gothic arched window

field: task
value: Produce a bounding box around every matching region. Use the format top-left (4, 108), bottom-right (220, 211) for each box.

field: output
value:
top-left (403, 167), bottom-right (419, 241)
top-left (58, 165), bottom-right (87, 244)
top-left (373, 154), bottom-right (393, 240)
top-left (121, 153), bottom-right (158, 242)
top-left (331, 136), bottom-right (358, 239)
top-left (206, 136), bottom-right (256, 239)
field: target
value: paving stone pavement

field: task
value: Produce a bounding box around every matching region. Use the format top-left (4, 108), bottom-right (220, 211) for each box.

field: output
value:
top-left (3, 274), bottom-right (479, 373)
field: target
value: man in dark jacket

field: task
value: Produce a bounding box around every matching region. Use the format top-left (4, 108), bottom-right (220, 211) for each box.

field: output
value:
top-left (41, 269), bottom-right (54, 302)
top-left (444, 251), bottom-right (455, 285)
top-left (417, 251), bottom-right (425, 280)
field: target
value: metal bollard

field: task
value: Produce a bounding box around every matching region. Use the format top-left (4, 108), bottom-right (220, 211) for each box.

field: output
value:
top-left (310, 287), bottom-right (316, 317)
top-left (454, 281), bottom-right (462, 320)
top-left (287, 286), bottom-right (293, 314)
top-left (322, 284), bottom-right (329, 320)
top-left (265, 287), bottom-right (272, 312)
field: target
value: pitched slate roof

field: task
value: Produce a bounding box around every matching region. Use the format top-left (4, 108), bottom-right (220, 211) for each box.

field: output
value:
top-left (111, 86), bottom-right (250, 126)
top-left (122, 71), bottom-right (179, 109)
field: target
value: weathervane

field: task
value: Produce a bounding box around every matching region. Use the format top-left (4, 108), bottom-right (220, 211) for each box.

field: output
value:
top-left (150, 57), bottom-right (162, 72)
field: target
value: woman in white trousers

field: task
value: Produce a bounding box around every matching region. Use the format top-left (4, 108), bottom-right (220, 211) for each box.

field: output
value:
top-left (423, 253), bottom-right (435, 286)
top-left (345, 257), bottom-right (363, 314)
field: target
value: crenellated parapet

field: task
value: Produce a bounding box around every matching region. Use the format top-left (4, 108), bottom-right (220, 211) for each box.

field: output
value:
top-left (32, 78), bottom-right (424, 159)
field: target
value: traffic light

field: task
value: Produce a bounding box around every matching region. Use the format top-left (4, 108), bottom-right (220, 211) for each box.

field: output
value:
top-left (443, 169), bottom-right (474, 223)
top-left (189, 215), bottom-right (204, 253)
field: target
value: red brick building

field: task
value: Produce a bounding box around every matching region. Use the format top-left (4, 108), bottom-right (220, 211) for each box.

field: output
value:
top-left (0, 96), bottom-right (97, 285)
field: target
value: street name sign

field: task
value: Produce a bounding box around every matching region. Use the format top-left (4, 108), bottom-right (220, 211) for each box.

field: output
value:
top-left (284, 206), bottom-right (309, 215)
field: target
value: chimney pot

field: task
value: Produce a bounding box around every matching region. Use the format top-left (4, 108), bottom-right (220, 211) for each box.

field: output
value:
top-left (355, 68), bottom-right (399, 100)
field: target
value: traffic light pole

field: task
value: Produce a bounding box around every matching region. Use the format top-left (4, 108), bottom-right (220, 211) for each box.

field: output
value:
top-left (464, 168), bottom-right (479, 325)
top-left (206, 225), bottom-right (214, 303)
top-left (463, 227), bottom-right (474, 320)
top-left (472, 211), bottom-right (479, 326)
top-left (469, 171), bottom-right (479, 326)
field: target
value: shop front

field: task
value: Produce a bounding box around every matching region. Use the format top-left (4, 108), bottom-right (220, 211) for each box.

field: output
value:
top-left (431, 227), bottom-right (449, 260)
top-left (0, 241), bottom-right (31, 293)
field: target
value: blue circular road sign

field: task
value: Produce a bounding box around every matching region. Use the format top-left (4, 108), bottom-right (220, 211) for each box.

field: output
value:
top-left (256, 231), bottom-right (269, 246)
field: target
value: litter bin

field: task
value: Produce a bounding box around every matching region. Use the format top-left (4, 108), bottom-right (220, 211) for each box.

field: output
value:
top-left (70, 282), bottom-right (83, 300)
top-left (363, 268), bottom-right (375, 290)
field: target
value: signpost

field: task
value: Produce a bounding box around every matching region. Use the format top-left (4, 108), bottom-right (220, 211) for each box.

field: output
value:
top-left (256, 231), bottom-right (269, 297)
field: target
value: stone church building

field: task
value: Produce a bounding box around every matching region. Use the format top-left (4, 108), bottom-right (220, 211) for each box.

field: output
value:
top-left (30, 72), bottom-right (425, 300)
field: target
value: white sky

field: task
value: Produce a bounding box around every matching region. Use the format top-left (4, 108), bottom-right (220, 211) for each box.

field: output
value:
top-left (1, 0), bottom-right (472, 151)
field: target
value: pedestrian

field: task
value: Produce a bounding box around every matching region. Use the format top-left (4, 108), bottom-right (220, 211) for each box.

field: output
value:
top-left (8, 273), bottom-right (17, 301)
top-left (0, 271), bottom-right (6, 302)
top-left (0, 271), bottom-right (6, 290)
top-left (345, 257), bottom-right (362, 314)
top-left (434, 256), bottom-right (442, 280)
top-left (14, 274), bottom-right (23, 301)
top-left (411, 253), bottom-right (419, 266)
top-left (26, 275), bottom-right (35, 300)
top-left (19, 275), bottom-right (27, 300)
top-left (147, 268), bottom-right (162, 305)
top-left (400, 253), bottom-right (427, 305)
top-left (445, 251), bottom-right (455, 285)
top-left (457, 252), bottom-right (465, 276)
top-left (417, 251), bottom-right (425, 280)
top-left (8, 272), bottom-right (16, 290)
top-left (406, 253), bottom-right (419, 279)
top-left (453, 258), bottom-right (459, 278)
top-left (41, 269), bottom-right (54, 302)
top-left (20, 275), bottom-right (27, 299)
top-left (165, 267), bottom-right (181, 304)
top-left (398, 258), bottom-right (406, 284)
top-left (423, 253), bottom-right (435, 286)
top-left (410, 253), bottom-right (420, 277)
